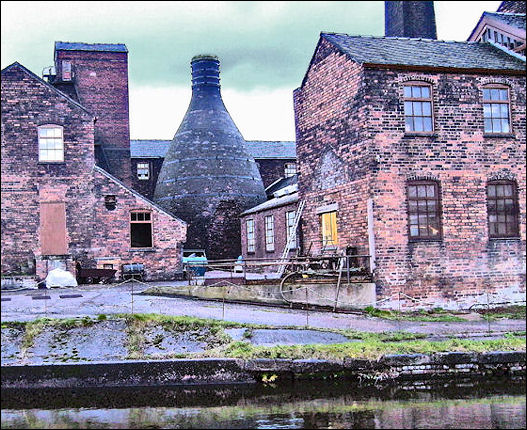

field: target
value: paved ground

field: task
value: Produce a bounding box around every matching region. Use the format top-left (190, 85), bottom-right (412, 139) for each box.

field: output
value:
top-left (1, 283), bottom-right (525, 336)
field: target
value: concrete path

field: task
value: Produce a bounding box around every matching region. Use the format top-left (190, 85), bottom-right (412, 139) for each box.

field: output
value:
top-left (1, 283), bottom-right (525, 336)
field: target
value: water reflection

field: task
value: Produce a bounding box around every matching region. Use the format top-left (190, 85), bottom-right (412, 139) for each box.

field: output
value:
top-left (1, 378), bottom-right (525, 429)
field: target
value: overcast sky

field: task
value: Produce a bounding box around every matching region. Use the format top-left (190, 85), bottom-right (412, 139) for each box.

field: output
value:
top-left (1, 1), bottom-right (501, 141)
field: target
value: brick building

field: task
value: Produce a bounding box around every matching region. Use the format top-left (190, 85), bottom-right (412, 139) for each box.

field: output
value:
top-left (1, 62), bottom-right (186, 282)
top-left (293, 2), bottom-right (526, 308)
top-left (240, 175), bottom-right (299, 261)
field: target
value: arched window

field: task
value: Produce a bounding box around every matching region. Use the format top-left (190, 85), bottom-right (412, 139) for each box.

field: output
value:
top-left (403, 82), bottom-right (433, 133)
top-left (38, 125), bottom-right (64, 162)
top-left (407, 180), bottom-right (442, 240)
top-left (483, 85), bottom-right (511, 134)
top-left (487, 180), bottom-right (519, 238)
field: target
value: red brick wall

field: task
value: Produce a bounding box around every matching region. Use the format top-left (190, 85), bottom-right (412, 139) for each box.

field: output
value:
top-left (364, 68), bottom-right (526, 308)
top-left (55, 50), bottom-right (132, 186)
top-left (294, 39), bottom-right (372, 259)
top-left (1, 63), bottom-right (187, 281)
top-left (294, 38), bottom-right (526, 308)
top-left (240, 201), bottom-right (299, 262)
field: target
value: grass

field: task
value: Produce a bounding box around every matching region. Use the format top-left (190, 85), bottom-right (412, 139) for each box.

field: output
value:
top-left (363, 306), bottom-right (467, 322)
top-left (3, 314), bottom-right (525, 362)
top-left (207, 336), bottom-right (526, 361)
top-left (476, 305), bottom-right (526, 321)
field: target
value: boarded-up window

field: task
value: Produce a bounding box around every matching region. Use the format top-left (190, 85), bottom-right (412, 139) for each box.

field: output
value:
top-left (321, 211), bottom-right (338, 248)
top-left (40, 202), bottom-right (67, 255)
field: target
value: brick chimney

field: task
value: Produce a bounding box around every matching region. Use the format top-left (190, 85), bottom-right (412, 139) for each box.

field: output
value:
top-left (385, 1), bottom-right (438, 39)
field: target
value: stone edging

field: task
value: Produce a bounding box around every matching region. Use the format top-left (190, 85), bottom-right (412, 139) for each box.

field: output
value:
top-left (1, 351), bottom-right (525, 389)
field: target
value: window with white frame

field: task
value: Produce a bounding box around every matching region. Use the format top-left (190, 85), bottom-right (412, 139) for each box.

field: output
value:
top-left (284, 162), bottom-right (297, 178)
top-left (265, 215), bottom-right (275, 252)
top-left (286, 210), bottom-right (297, 248)
top-left (246, 219), bottom-right (255, 253)
top-left (137, 162), bottom-right (150, 180)
top-left (38, 125), bottom-right (64, 162)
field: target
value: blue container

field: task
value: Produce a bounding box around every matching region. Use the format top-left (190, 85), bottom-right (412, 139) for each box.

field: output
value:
top-left (183, 251), bottom-right (208, 277)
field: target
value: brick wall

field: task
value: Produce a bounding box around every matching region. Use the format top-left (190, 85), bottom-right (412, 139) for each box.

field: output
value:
top-left (255, 158), bottom-right (297, 188)
top-left (1, 63), bottom-right (186, 281)
top-left (240, 200), bottom-right (299, 262)
top-left (130, 158), bottom-right (164, 200)
top-left (55, 49), bottom-right (132, 186)
top-left (294, 39), bottom-right (526, 308)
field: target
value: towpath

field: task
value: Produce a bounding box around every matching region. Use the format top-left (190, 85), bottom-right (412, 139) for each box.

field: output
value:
top-left (1, 282), bottom-right (525, 337)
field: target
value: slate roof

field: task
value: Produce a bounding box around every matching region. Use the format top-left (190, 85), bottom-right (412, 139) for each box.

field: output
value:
top-left (130, 139), bottom-right (297, 160)
top-left (321, 33), bottom-right (526, 71)
top-left (241, 192), bottom-right (299, 216)
top-left (55, 41), bottom-right (128, 53)
top-left (265, 174), bottom-right (298, 196)
top-left (484, 12), bottom-right (526, 30)
top-left (244, 140), bottom-right (296, 159)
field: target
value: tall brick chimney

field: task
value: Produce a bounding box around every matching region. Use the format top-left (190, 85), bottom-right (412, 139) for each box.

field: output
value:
top-left (154, 55), bottom-right (266, 260)
top-left (53, 42), bottom-right (132, 186)
top-left (385, 1), bottom-right (437, 39)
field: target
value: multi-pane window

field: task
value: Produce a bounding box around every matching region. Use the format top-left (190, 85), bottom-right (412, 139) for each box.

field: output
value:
top-left (246, 219), bottom-right (255, 253)
top-left (286, 210), bottom-right (297, 249)
top-left (137, 162), bottom-right (150, 180)
top-left (403, 84), bottom-right (433, 133)
top-left (483, 87), bottom-right (510, 134)
top-left (284, 162), bottom-right (297, 178)
top-left (407, 181), bottom-right (442, 240)
top-left (130, 211), bottom-right (153, 248)
top-left (321, 211), bottom-right (338, 248)
top-left (265, 215), bottom-right (275, 252)
top-left (38, 125), bottom-right (64, 162)
top-left (487, 181), bottom-right (519, 238)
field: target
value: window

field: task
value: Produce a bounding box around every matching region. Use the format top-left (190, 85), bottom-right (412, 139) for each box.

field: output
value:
top-left (130, 211), bottom-right (153, 248)
top-left (403, 83), bottom-right (433, 133)
top-left (321, 211), bottom-right (338, 248)
top-left (265, 215), bottom-right (275, 252)
top-left (487, 181), bottom-right (519, 238)
top-left (286, 210), bottom-right (297, 249)
top-left (62, 61), bottom-right (72, 81)
top-left (38, 125), bottom-right (64, 162)
top-left (246, 219), bottom-right (255, 253)
top-left (407, 181), bottom-right (442, 240)
top-left (483, 86), bottom-right (510, 134)
top-left (137, 162), bottom-right (150, 180)
top-left (284, 162), bottom-right (297, 178)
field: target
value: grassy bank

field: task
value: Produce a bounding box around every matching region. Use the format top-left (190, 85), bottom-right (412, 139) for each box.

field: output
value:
top-left (2, 314), bottom-right (525, 363)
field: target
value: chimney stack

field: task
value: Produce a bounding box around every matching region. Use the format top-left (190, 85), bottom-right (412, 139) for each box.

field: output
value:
top-left (385, 1), bottom-right (437, 39)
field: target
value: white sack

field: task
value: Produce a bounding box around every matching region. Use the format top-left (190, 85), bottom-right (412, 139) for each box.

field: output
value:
top-left (45, 268), bottom-right (78, 288)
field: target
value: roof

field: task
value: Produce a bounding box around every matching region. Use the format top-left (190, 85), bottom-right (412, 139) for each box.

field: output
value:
top-left (320, 33), bottom-right (526, 72)
top-left (1, 62), bottom-right (92, 115)
top-left (483, 12), bottom-right (526, 30)
top-left (130, 139), bottom-right (297, 160)
top-left (265, 174), bottom-right (298, 196)
top-left (244, 140), bottom-right (296, 159)
top-left (241, 192), bottom-right (299, 216)
top-left (55, 41), bottom-right (128, 53)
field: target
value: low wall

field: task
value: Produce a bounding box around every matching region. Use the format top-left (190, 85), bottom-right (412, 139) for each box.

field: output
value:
top-left (162, 281), bottom-right (376, 310)
top-left (2, 352), bottom-right (524, 389)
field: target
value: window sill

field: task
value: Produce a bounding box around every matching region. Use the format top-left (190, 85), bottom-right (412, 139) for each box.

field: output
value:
top-left (489, 237), bottom-right (521, 241)
top-left (483, 133), bottom-right (514, 138)
top-left (403, 133), bottom-right (437, 138)
top-left (38, 161), bottom-right (65, 165)
top-left (409, 238), bottom-right (442, 243)
top-left (129, 248), bottom-right (156, 252)
top-left (265, 249), bottom-right (275, 253)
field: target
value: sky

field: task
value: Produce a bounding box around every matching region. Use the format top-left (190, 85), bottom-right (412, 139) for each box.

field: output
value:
top-left (1, 1), bottom-right (502, 141)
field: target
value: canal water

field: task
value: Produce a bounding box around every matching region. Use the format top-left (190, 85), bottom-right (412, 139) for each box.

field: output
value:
top-left (1, 377), bottom-right (525, 429)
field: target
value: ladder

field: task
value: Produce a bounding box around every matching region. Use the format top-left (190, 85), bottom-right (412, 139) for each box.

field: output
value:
top-left (276, 199), bottom-right (305, 277)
